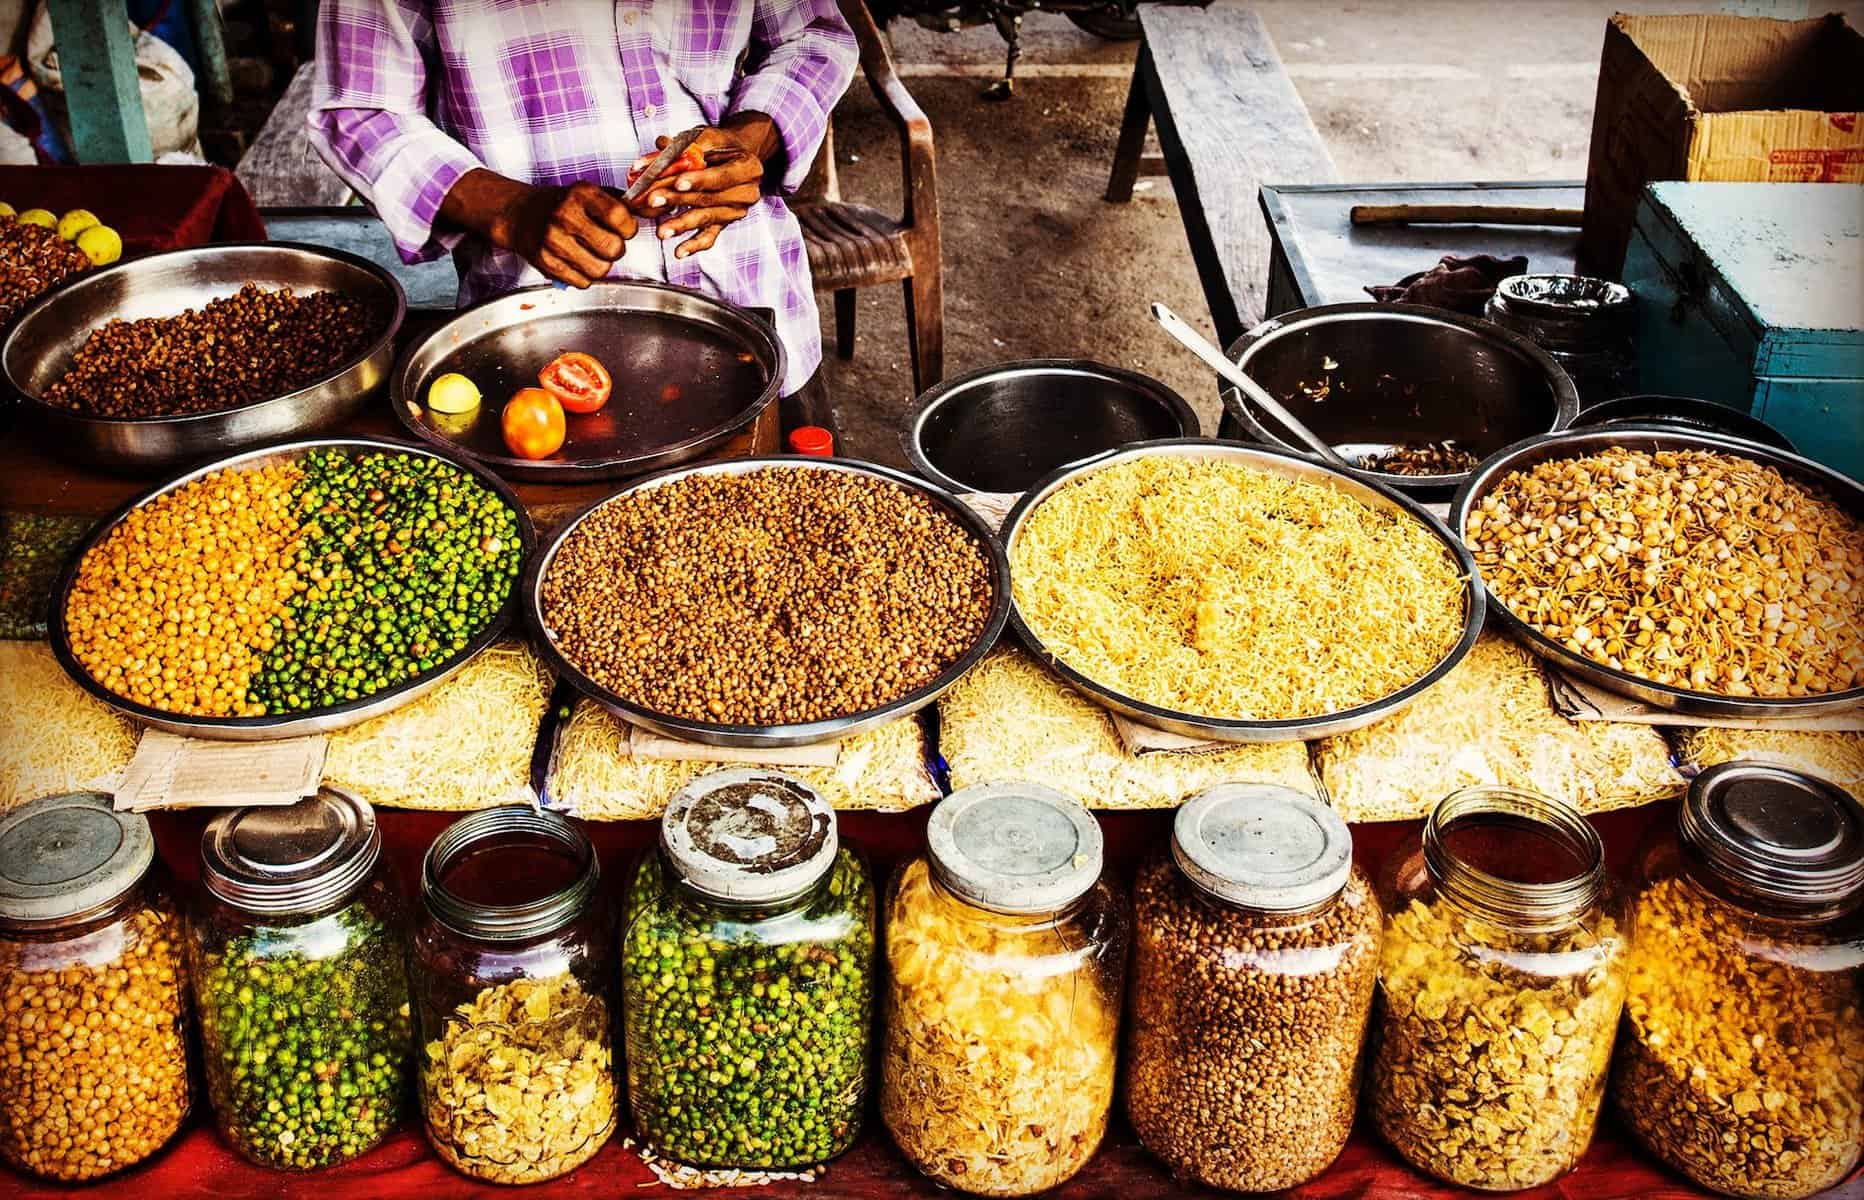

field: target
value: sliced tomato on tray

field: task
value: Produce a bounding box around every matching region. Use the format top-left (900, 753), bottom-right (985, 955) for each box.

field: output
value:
top-left (539, 351), bottom-right (613, 414)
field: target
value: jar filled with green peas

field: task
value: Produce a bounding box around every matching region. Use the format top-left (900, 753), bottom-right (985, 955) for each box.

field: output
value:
top-left (186, 788), bottom-right (413, 1170)
top-left (622, 769), bottom-right (875, 1169)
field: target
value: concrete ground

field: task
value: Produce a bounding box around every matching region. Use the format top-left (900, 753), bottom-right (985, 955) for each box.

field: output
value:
top-left (820, 0), bottom-right (1863, 463)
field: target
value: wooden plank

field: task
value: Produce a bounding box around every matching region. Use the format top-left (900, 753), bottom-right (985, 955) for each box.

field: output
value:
top-left (186, 0), bottom-right (235, 108)
top-left (237, 61), bottom-right (356, 207)
top-left (43, 0), bottom-right (153, 163)
top-left (1137, 3), bottom-right (1337, 344)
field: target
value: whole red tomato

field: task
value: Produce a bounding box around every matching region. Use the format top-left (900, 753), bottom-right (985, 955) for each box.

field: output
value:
top-left (539, 351), bottom-right (612, 414)
top-left (501, 387), bottom-right (566, 459)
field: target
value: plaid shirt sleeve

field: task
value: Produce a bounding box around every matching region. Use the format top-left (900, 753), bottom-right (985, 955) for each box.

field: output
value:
top-left (730, 0), bottom-right (858, 194)
top-left (306, 0), bottom-right (484, 264)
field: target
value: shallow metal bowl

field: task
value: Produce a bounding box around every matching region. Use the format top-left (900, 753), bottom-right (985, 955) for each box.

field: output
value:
top-left (1574, 394), bottom-right (1797, 452)
top-left (4, 243), bottom-right (406, 474)
top-left (1224, 303), bottom-right (1580, 493)
top-left (1001, 438), bottom-right (1486, 742)
top-left (1450, 426), bottom-right (1864, 719)
top-left (50, 437), bottom-right (534, 741)
top-left (904, 359), bottom-right (1199, 494)
top-left (527, 456), bottom-right (1010, 748)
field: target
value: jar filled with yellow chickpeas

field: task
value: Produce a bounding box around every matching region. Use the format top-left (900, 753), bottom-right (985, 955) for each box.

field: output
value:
top-left (1613, 764), bottom-right (1863, 1200)
top-left (880, 783), bottom-right (1126, 1196)
top-left (1367, 786), bottom-right (1627, 1192)
top-left (0, 793), bottom-right (191, 1183)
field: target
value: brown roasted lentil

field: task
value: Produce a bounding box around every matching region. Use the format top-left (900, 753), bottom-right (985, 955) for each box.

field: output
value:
top-left (0, 218), bottom-right (91, 326)
top-left (1124, 856), bottom-right (1380, 1192)
top-left (0, 898), bottom-right (191, 1182)
top-left (540, 468), bottom-right (994, 725)
top-left (43, 283), bottom-right (386, 418)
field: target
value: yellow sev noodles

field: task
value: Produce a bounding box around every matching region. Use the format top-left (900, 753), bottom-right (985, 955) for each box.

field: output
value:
top-left (1010, 457), bottom-right (1467, 721)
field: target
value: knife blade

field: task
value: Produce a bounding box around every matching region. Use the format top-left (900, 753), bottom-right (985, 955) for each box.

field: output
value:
top-left (622, 127), bottom-right (707, 204)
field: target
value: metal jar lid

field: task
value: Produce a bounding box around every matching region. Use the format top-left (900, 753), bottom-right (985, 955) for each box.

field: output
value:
top-left (1680, 762), bottom-right (1864, 910)
top-left (661, 769), bottom-right (837, 905)
top-left (422, 805), bottom-right (598, 941)
top-left (201, 788), bottom-right (381, 915)
top-left (927, 782), bottom-right (1103, 914)
top-left (0, 792), bottom-right (154, 928)
top-left (1172, 783), bottom-right (1353, 912)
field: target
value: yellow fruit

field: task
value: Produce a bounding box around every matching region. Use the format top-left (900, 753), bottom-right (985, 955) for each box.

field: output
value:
top-left (0, 202), bottom-right (14, 218)
top-left (426, 372), bottom-right (483, 414)
top-left (57, 209), bottom-right (100, 241)
top-left (75, 225), bottom-right (123, 266)
top-left (17, 208), bottom-right (56, 228)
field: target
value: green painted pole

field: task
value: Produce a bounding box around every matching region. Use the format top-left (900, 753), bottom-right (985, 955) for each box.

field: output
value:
top-left (44, 0), bottom-right (153, 163)
top-left (187, 0), bottom-right (234, 108)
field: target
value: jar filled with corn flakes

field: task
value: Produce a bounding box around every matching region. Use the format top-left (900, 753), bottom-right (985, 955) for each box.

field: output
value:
top-left (0, 792), bottom-right (191, 1183)
top-left (1126, 783), bottom-right (1380, 1192)
top-left (412, 806), bottom-right (617, 1184)
top-left (1612, 763), bottom-right (1863, 1200)
top-left (881, 783), bottom-right (1126, 1196)
top-left (1367, 786), bottom-right (1627, 1192)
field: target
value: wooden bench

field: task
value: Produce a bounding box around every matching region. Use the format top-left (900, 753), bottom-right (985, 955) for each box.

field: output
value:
top-left (1106, 3), bottom-right (1337, 345)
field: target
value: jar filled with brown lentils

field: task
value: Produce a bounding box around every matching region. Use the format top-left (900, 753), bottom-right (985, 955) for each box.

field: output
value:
top-left (1125, 784), bottom-right (1380, 1193)
top-left (1368, 786), bottom-right (1627, 1192)
top-left (1613, 764), bottom-right (1863, 1200)
top-left (0, 792), bottom-right (191, 1183)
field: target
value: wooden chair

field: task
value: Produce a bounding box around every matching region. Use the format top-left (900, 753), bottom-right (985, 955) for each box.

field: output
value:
top-left (795, 0), bottom-right (943, 393)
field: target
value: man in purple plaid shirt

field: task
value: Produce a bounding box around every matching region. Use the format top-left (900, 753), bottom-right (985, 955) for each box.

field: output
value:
top-left (308, 0), bottom-right (859, 396)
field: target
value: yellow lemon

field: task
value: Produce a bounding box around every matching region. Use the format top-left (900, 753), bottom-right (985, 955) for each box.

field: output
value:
top-left (57, 209), bottom-right (100, 241)
top-left (75, 224), bottom-right (123, 266)
top-left (426, 372), bottom-right (483, 414)
top-left (17, 208), bottom-right (56, 229)
top-left (0, 202), bottom-right (14, 218)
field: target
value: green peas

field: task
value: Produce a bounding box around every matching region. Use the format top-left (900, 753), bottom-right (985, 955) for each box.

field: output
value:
top-left (621, 853), bottom-right (874, 1169)
top-left (192, 900), bottom-right (412, 1170)
top-left (244, 450), bottom-right (522, 716)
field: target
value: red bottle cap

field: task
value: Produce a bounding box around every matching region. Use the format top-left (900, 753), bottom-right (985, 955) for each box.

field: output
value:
top-left (788, 426), bottom-right (834, 457)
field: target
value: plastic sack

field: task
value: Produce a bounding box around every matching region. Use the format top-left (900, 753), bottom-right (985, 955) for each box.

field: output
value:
top-left (26, 2), bottom-right (201, 158)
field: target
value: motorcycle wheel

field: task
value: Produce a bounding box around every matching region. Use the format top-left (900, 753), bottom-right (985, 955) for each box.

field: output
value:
top-left (1066, 10), bottom-right (1141, 40)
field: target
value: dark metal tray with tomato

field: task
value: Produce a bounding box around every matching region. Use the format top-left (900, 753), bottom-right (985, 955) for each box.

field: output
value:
top-left (391, 280), bottom-right (784, 482)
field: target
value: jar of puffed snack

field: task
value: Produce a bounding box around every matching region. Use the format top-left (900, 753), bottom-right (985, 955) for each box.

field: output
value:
top-left (1126, 784), bottom-right (1379, 1192)
top-left (413, 806), bottom-right (617, 1184)
top-left (1368, 786), bottom-right (1627, 1192)
top-left (881, 783), bottom-right (1126, 1196)
top-left (1613, 764), bottom-right (1863, 1200)
top-left (0, 793), bottom-right (191, 1183)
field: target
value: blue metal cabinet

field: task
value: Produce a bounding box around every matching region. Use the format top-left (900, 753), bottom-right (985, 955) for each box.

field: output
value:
top-left (1625, 181), bottom-right (1863, 480)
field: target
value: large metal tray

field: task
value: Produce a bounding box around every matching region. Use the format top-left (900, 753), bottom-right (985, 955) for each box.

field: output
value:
top-left (393, 281), bottom-right (783, 483)
top-left (4, 243), bottom-right (406, 473)
top-left (49, 437), bottom-right (536, 741)
top-left (1450, 426), bottom-right (1864, 719)
top-left (1000, 438), bottom-right (1486, 742)
top-left (526, 456), bottom-right (1011, 748)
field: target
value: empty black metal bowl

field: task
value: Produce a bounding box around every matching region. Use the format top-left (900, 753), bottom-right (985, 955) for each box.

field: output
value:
top-left (1574, 394), bottom-right (1797, 452)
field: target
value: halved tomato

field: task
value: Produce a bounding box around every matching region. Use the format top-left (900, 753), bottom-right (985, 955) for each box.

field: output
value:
top-left (539, 351), bottom-right (612, 414)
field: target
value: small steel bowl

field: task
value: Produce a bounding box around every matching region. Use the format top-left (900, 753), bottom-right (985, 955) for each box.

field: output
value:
top-left (4, 243), bottom-right (406, 474)
top-left (1450, 426), bottom-right (1864, 718)
top-left (1001, 438), bottom-right (1486, 742)
top-left (1223, 303), bottom-right (1580, 493)
top-left (49, 436), bottom-right (534, 741)
top-left (904, 359), bottom-right (1199, 494)
top-left (527, 456), bottom-right (1011, 748)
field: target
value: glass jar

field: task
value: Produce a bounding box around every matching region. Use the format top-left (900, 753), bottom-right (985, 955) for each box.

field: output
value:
top-left (1613, 764), bottom-right (1864, 1199)
top-left (622, 769), bottom-right (875, 1169)
top-left (1125, 783), bottom-right (1380, 1192)
top-left (412, 805), bottom-right (617, 1184)
top-left (1368, 786), bottom-right (1627, 1191)
top-left (0, 792), bottom-right (191, 1182)
top-left (187, 788), bottom-right (413, 1170)
top-left (881, 783), bottom-right (1126, 1196)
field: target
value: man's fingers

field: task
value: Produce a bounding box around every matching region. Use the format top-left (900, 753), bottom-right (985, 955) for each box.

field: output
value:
top-left (577, 186), bottom-right (638, 240)
top-left (674, 225), bottom-right (725, 259)
top-left (543, 228), bottom-right (608, 281)
top-left (642, 182), bottom-right (762, 213)
top-left (561, 205), bottom-right (625, 260)
top-left (656, 206), bottom-right (747, 238)
top-left (668, 158), bottom-right (761, 195)
top-left (536, 248), bottom-right (592, 289)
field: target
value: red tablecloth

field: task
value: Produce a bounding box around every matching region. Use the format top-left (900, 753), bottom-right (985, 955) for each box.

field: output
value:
top-left (0, 164), bottom-right (264, 255)
top-left (7, 805), bottom-right (1860, 1199)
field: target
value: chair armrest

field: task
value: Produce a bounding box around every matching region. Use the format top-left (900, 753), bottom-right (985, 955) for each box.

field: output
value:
top-left (840, 0), bottom-right (936, 230)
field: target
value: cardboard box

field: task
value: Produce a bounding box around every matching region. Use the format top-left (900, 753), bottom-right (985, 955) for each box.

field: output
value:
top-left (1579, 12), bottom-right (1864, 277)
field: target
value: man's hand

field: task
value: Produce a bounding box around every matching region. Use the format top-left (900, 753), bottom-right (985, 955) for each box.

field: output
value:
top-left (634, 115), bottom-right (781, 258)
top-left (440, 170), bottom-right (637, 288)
